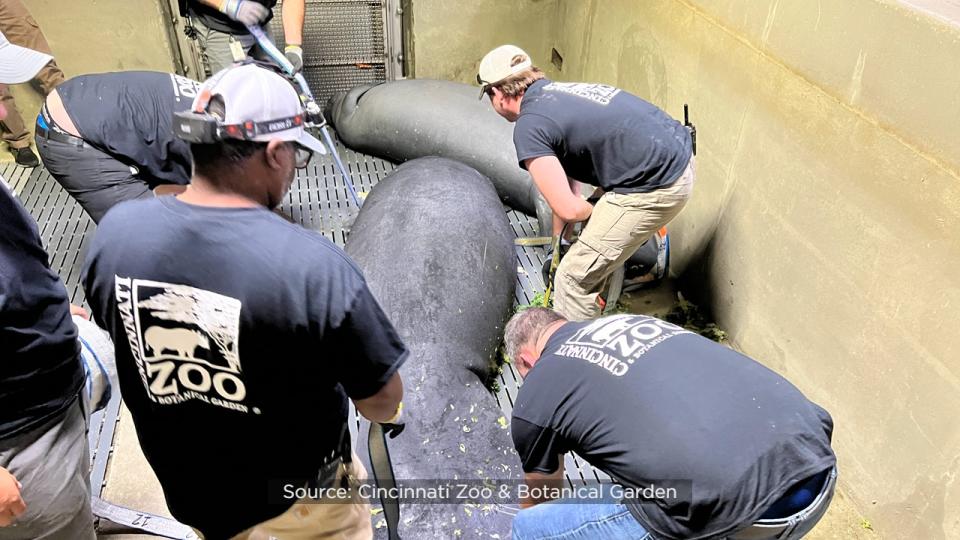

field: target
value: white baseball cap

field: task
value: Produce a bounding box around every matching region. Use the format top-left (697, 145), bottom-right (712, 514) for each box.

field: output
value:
top-left (0, 30), bottom-right (52, 84)
top-left (194, 63), bottom-right (326, 155)
top-left (477, 44), bottom-right (533, 97)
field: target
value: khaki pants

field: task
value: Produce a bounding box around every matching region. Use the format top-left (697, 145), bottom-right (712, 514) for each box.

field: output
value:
top-left (554, 157), bottom-right (695, 321)
top-left (213, 455), bottom-right (372, 540)
top-left (0, 0), bottom-right (65, 149)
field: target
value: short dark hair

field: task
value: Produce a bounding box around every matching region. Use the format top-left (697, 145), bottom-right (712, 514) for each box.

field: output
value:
top-left (503, 307), bottom-right (566, 363)
top-left (190, 139), bottom-right (268, 175)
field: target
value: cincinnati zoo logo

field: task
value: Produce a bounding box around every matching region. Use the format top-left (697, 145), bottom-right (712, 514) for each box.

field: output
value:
top-left (115, 277), bottom-right (258, 414)
top-left (557, 315), bottom-right (691, 376)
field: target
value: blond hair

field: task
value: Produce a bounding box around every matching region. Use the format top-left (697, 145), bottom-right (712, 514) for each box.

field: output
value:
top-left (492, 66), bottom-right (545, 98)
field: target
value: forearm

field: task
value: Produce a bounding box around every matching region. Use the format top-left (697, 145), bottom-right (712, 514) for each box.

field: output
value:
top-left (552, 213), bottom-right (568, 238)
top-left (353, 372), bottom-right (403, 423)
top-left (282, 0), bottom-right (305, 45)
top-left (527, 157), bottom-right (594, 224)
top-left (520, 466), bottom-right (565, 509)
top-left (197, 0), bottom-right (222, 8)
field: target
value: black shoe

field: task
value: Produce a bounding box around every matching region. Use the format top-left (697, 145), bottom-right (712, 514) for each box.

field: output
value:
top-left (13, 147), bottom-right (40, 168)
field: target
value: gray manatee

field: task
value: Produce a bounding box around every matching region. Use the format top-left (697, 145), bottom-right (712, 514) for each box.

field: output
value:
top-left (328, 79), bottom-right (553, 236)
top-left (345, 157), bottom-right (522, 538)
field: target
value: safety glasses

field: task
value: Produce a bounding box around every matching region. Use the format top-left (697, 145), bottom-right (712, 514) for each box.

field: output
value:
top-left (292, 143), bottom-right (312, 169)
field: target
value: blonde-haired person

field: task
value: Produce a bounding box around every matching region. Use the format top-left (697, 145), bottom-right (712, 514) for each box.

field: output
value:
top-left (478, 45), bottom-right (695, 321)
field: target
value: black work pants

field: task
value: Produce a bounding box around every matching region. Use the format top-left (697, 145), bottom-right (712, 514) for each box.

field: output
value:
top-left (36, 136), bottom-right (152, 224)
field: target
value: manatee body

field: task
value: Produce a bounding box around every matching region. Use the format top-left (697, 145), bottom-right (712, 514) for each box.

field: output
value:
top-left (345, 157), bottom-right (522, 538)
top-left (329, 79), bottom-right (553, 235)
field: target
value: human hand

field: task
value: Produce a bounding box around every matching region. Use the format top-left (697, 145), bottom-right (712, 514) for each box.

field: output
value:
top-left (219, 0), bottom-right (270, 26)
top-left (284, 44), bottom-right (303, 73)
top-left (379, 401), bottom-right (405, 438)
top-left (0, 468), bottom-right (25, 527)
top-left (69, 304), bottom-right (89, 320)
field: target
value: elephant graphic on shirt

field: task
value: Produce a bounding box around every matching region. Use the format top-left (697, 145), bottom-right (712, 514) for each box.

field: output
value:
top-left (144, 326), bottom-right (210, 359)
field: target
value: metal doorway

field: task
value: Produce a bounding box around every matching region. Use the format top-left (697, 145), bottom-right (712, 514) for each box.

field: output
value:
top-left (269, 0), bottom-right (402, 106)
top-left (163, 0), bottom-right (403, 106)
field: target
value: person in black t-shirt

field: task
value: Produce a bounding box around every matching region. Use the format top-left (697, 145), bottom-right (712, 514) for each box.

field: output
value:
top-left (502, 308), bottom-right (837, 540)
top-left (82, 63), bottom-right (406, 539)
top-left (0, 178), bottom-right (96, 539)
top-left (183, 0), bottom-right (306, 76)
top-left (478, 45), bottom-right (695, 321)
top-left (0, 47), bottom-right (101, 540)
top-left (34, 71), bottom-right (202, 223)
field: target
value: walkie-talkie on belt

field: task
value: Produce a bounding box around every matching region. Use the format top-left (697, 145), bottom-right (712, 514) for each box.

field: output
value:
top-left (684, 103), bottom-right (697, 156)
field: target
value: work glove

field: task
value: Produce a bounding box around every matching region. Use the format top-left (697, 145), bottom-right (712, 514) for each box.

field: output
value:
top-left (219, 0), bottom-right (270, 26)
top-left (284, 44), bottom-right (304, 73)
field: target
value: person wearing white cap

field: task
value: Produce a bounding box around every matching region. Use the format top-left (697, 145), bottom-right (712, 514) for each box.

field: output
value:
top-left (477, 45), bottom-right (696, 322)
top-left (81, 62), bottom-right (407, 540)
top-left (0, 16), bottom-right (63, 168)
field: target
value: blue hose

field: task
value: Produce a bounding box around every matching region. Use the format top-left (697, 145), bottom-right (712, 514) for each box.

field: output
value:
top-left (245, 24), bottom-right (362, 207)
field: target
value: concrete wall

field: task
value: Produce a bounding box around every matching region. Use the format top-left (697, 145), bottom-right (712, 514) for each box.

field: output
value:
top-left (5, 0), bottom-right (178, 153)
top-left (404, 0), bottom-right (559, 81)
top-left (550, 1), bottom-right (959, 538)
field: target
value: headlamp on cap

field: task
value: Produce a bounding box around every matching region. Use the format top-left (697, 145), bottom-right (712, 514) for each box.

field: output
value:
top-left (173, 60), bottom-right (324, 145)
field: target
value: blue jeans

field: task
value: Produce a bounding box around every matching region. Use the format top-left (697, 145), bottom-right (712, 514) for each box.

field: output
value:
top-left (512, 496), bottom-right (650, 540)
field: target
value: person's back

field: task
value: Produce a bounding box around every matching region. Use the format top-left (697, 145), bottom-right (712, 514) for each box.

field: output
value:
top-left (508, 311), bottom-right (836, 540)
top-left (54, 71), bottom-right (199, 185)
top-left (81, 62), bottom-right (405, 539)
top-left (0, 179), bottom-right (94, 539)
top-left (0, 181), bottom-right (82, 444)
top-left (515, 79), bottom-right (692, 193)
top-left (83, 196), bottom-right (398, 536)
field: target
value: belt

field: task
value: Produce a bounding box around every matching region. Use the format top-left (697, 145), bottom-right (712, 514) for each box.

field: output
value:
top-left (307, 423), bottom-right (353, 490)
top-left (36, 104), bottom-right (88, 147)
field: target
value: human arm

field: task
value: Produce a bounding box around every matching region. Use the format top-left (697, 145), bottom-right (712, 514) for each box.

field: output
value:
top-left (511, 416), bottom-right (570, 508)
top-left (328, 281), bottom-right (408, 423)
top-left (69, 303), bottom-right (89, 320)
top-left (521, 463), bottom-right (565, 508)
top-left (353, 371), bottom-right (403, 423)
top-left (282, 0), bottom-right (305, 48)
top-left (196, 0), bottom-right (269, 26)
top-left (0, 468), bottom-right (25, 527)
top-left (526, 156), bottom-right (593, 226)
top-left (281, 0), bottom-right (305, 71)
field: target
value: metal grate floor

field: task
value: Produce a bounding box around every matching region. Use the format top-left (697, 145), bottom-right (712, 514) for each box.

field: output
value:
top-left (1, 145), bottom-right (604, 516)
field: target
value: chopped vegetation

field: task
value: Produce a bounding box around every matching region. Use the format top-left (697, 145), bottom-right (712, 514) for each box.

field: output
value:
top-left (515, 291), bottom-right (548, 312)
top-left (665, 293), bottom-right (727, 343)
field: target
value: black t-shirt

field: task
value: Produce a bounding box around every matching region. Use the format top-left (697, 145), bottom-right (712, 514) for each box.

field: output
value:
top-left (81, 196), bottom-right (408, 538)
top-left (57, 71), bottom-right (200, 187)
top-left (511, 315), bottom-right (835, 540)
top-left (187, 0), bottom-right (276, 34)
top-left (0, 181), bottom-right (84, 439)
top-left (514, 79), bottom-right (692, 193)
